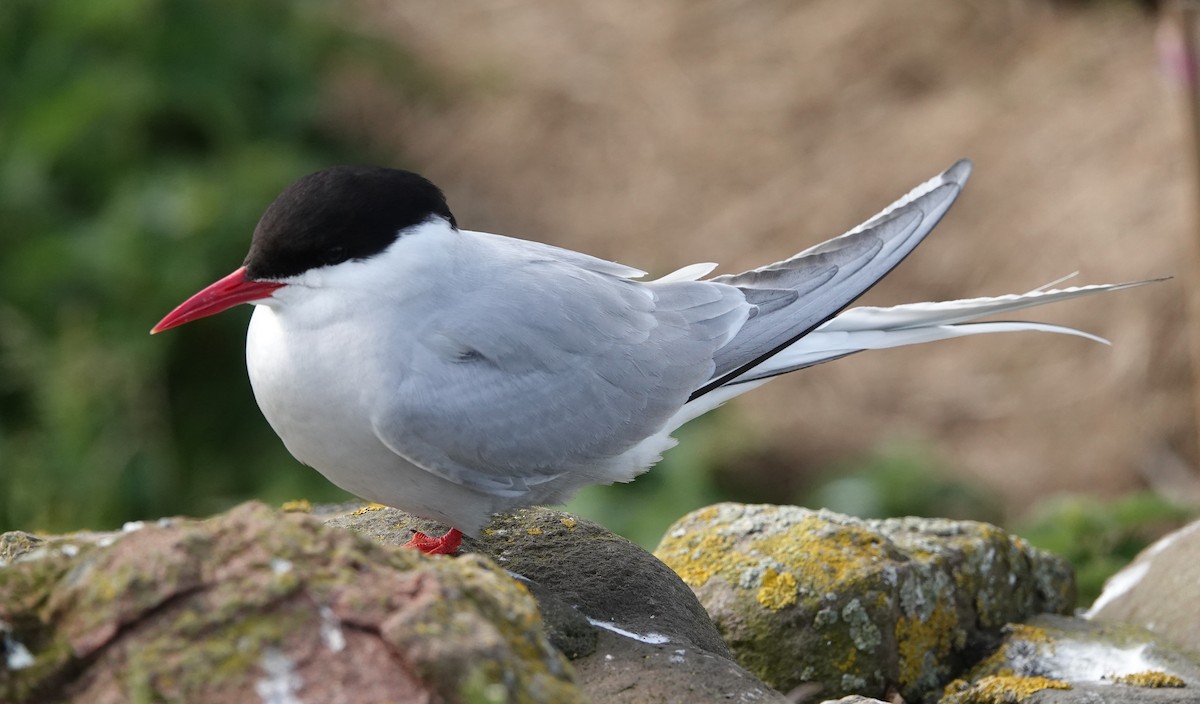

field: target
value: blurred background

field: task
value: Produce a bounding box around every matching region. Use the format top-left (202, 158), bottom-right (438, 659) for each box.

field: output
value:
top-left (3, 0), bottom-right (1198, 604)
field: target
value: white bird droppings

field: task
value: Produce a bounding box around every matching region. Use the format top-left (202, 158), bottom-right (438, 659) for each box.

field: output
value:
top-left (255, 648), bottom-right (303, 704)
top-left (587, 618), bottom-right (669, 644)
top-left (5, 636), bottom-right (34, 671)
top-left (1051, 640), bottom-right (1162, 682)
top-left (318, 606), bottom-right (345, 653)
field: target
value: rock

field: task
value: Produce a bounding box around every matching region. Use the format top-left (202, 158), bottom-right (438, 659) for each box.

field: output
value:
top-left (654, 503), bottom-right (1076, 703)
top-left (322, 503), bottom-right (789, 703)
top-left (1086, 519), bottom-right (1200, 653)
top-left (943, 613), bottom-right (1200, 703)
top-left (573, 630), bottom-right (788, 703)
top-left (0, 532), bottom-right (44, 563)
top-left (0, 502), bottom-right (580, 704)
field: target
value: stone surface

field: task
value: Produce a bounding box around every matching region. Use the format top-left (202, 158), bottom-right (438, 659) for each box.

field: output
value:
top-left (1087, 518), bottom-right (1200, 653)
top-left (0, 531), bottom-right (45, 564)
top-left (19, 500), bottom-right (1181, 703)
top-left (654, 503), bottom-right (1077, 703)
top-left (572, 630), bottom-right (788, 704)
top-left (322, 502), bottom-right (786, 702)
top-left (944, 614), bottom-right (1200, 704)
top-left (0, 502), bottom-right (580, 704)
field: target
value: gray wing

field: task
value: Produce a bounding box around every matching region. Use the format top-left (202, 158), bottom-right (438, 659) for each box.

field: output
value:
top-left (371, 257), bottom-right (748, 497)
top-left (694, 159), bottom-right (972, 398)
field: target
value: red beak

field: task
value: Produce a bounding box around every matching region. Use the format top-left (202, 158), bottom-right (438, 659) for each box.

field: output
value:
top-left (151, 267), bottom-right (285, 334)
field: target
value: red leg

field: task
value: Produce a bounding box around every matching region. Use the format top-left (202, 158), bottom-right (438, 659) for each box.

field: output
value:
top-left (402, 527), bottom-right (463, 555)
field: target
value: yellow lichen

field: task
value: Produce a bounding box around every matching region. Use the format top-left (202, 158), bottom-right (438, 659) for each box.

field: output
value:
top-left (968, 623), bottom-right (1054, 678)
top-left (895, 601), bottom-right (960, 687)
top-left (656, 512), bottom-right (889, 598)
top-left (834, 645), bottom-right (857, 672)
top-left (656, 531), bottom-right (734, 588)
top-left (941, 675), bottom-right (1071, 704)
top-left (559, 518), bottom-right (577, 529)
top-left (350, 503), bottom-right (386, 515)
top-left (1005, 623), bottom-right (1052, 644)
top-left (1111, 671), bottom-right (1186, 688)
top-left (755, 569), bottom-right (798, 610)
top-left (782, 516), bottom-right (889, 595)
top-left (279, 499), bottom-right (312, 513)
top-left (525, 527), bottom-right (543, 536)
top-left (674, 562), bottom-right (715, 588)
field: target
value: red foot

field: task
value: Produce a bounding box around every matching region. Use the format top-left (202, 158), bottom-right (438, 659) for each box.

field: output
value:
top-left (402, 527), bottom-right (463, 555)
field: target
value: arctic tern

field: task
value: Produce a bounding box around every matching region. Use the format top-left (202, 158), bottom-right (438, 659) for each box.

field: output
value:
top-left (153, 159), bottom-right (1151, 554)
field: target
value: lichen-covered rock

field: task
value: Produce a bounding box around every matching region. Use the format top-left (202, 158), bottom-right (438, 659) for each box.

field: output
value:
top-left (1087, 519), bottom-right (1200, 653)
top-left (322, 503), bottom-right (787, 703)
top-left (944, 614), bottom-right (1200, 703)
top-left (941, 675), bottom-right (1072, 704)
top-left (654, 503), bottom-right (1076, 702)
top-left (0, 502), bottom-right (580, 704)
top-left (0, 531), bottom-right (45, 564)
top-left (325, 504), bottom-right (730, 657)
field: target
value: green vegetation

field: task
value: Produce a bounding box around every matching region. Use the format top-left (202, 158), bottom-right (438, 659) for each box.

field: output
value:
top-left (0, 0), bottom-right (429, 531)
top-left (804, 443), bottom-right (1004, 524)
top-left (1012, 492), bottom-right (1196, 607)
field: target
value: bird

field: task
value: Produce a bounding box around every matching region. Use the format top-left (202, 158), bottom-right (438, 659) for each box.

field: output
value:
top-left (153, 159), bottom-right (1152, 554)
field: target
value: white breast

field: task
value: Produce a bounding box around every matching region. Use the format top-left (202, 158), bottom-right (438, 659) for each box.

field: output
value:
top-left (242, 224), bottom-right (531, 533)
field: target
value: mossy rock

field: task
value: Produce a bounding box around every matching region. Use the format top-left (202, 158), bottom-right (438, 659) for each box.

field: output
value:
top-left (655, 503), bottom-right (1076, 702)
top-left (0, 502), bottom-right (580, 704)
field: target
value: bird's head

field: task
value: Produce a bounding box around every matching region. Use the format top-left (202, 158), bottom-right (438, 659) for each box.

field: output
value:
top-left (151, 166), bottom-right (456, 333)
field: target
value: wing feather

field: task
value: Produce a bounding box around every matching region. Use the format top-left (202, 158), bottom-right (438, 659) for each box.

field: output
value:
top-left (371, 252), bottom-right (748, 496)
top-left (696, 159), bottom-right (972, 398)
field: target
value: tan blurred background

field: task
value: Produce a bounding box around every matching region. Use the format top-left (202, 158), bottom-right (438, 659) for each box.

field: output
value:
top-left (316, 0), bottom-right (1194, 517)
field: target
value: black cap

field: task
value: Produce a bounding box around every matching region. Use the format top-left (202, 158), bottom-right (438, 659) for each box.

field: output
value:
top-left (244, 166), bottom-right (457, 280)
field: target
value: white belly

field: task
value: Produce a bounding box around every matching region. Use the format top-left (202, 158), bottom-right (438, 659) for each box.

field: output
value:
top-left (245, 304), bottom-right (508, 533)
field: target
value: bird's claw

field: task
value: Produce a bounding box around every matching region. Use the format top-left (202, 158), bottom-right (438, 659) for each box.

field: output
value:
top-left (402, 527), bottom-right (463, 555)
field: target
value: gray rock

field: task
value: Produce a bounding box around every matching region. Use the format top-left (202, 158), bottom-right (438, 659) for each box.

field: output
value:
top-left (322, 503), bottom-right (786, 702)
top-left (944, 613), bottom-right (1200, 703)
top-left (1087, 518), bottom-right (1200, 653)
top-left (574, 630), bottom-right (789, 703)
top-left (653, 503), bottom-right (1077, 703)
